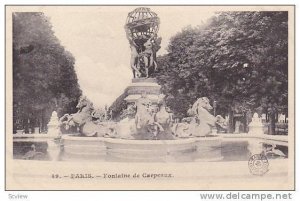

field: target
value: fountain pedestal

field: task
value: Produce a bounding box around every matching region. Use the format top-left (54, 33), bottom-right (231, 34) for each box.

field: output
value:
top-left (124, 78), bottom-right (163, 103)
top-left (248, 113), bottom-right (264, 135)
top-left (47, 111), bottom-right (61, 161)
top-left (110, 78), bottom-right (164, 121)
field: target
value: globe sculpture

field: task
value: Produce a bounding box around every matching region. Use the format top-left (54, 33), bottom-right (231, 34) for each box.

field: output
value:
top-left (125, 7), bottom-right (162, 78)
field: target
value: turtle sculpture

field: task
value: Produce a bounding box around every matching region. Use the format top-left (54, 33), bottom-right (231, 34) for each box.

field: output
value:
top-left (125, 7), bottom-right (162, 78)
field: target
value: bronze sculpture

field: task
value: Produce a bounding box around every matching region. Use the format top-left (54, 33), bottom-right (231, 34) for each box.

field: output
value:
top-left (125, 7), bottom-right (161, 78)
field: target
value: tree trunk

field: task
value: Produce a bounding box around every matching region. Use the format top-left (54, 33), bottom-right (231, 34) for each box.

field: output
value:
top-left (269, 112), bottom-right (276, 135)
top-left (228, 110), bottom-right (234, 133)
top-left (243, 113), bottom-right (247, 133)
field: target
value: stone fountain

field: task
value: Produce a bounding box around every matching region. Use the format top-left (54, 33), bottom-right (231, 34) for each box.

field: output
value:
top-left (58, 7), bottom-right (223, 162)
top-left (248, 113), bottom-right (264, 135)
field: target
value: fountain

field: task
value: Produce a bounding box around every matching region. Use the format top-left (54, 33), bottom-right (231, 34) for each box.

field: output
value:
top-left (9, 8), bottom-right (291, 191)
top-left (58, 7), bottom-right (223, 162)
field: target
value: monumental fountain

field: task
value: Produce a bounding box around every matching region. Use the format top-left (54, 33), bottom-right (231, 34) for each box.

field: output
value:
top-left (11, 7), bottom-right (289, 164)
top-left (9, 8), bottom-right (290, 191)
top-left (14, 7), bottom-right (286, 162)
top-left (22, 7), bottom-right (286, 163)
top-left (56, 7), bottom-right (228, 162)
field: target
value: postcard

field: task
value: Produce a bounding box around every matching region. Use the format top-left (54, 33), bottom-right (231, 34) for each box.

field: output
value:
top-left (5, 5), bottom-right (295, 190)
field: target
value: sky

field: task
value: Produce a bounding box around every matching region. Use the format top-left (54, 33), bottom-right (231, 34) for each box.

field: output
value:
top-left (41, 6), bottom-right (216, 108)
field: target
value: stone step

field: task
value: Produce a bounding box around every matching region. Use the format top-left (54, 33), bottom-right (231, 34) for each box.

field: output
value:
top-left (126, 85), bottom-right (161, 95)
top-left (132, 78), bottom-right (157, 83)
top-left (124, 94), bottom-right (161, 103)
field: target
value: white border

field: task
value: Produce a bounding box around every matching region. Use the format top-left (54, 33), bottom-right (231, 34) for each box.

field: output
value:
top-left (1, 0), bottom-right (299, 201)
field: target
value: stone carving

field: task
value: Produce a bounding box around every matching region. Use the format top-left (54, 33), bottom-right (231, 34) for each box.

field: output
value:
top-left (47, 111), bottom-right (60, 136)
top-left (59, 93), bottom-right (231, 141)
top-left (59, 96), bottom-right (117, 137)
top-left (215, 115), bottom-right (229, 133)
top-left (59, 94), bottom-right (172, 139)
top-left (248, 141), bottom-right (286, 158)
top-left (22, 144), bottom-right (44, 160)
top-left (59, 94), bottom-right (227, 139)
top-left (154, 104), bottom-right (172, 131)
top-left (91, 108), bottom-right (106, 122)
top-left (248, 112), bottom-right (264, 135)
top-left (130, 93), bottom-right (175, 139)
top-left (135, 93), bottom-right (153, 129)
top-left (59, 96), bottom-right (94, 130)
top-left (125, 7), bottom-right (161, 78)
top-left (116, 104), bottom-right (137, 139)
top-left (171, 117), bottom-right (194, 138)
top-left (172, 97), bottom-right (223, 137)
top-left (129, 41), bottom-right (142, 78)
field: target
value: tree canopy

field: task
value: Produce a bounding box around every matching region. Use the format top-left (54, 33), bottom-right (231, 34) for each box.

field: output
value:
top-left (155, 11), bottom-right (288, 131)
top-left (13, 12), bottom-right (82, 131)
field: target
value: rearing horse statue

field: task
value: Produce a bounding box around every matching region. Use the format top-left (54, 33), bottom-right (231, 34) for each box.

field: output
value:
top-left (171, 97), bottom-right (220, 137)
top-left (59, 96), bottom-right (94, 130)
top-left (59, 96), bottom-right (117, 137)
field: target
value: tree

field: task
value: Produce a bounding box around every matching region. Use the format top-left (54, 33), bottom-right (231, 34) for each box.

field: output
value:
top-left (155, 12), bottom-right (288, 134)
top-left (13, 12), bottom-right (82, 132)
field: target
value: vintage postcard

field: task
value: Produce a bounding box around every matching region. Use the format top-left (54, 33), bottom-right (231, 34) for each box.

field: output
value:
top-left (5, 5), bottom-right (295, 190)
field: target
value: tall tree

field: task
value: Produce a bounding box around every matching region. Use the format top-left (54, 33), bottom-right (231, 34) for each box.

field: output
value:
top-left (13, 12), bottom-right (82, 132)
top-left (155, 12), bottom-right (288, 134)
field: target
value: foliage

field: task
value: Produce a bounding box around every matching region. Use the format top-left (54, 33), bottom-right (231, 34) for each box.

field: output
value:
top-left (13, 12), bottom-right (82, 131)
top-left (155, 12), bottom-right (288, 129)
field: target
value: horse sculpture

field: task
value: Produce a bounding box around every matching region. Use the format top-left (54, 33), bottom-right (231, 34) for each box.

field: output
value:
top-left (59, 96), bottom-right (94, 132)
top-left (133, 94), bottom-right (171, 139)
top-left (59, 96), bottom-right (117, 137)
top-left (172, 97), bottom-right (219, 137)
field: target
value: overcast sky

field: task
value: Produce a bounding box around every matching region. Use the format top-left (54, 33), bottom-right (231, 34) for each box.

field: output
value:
top-left (42, 6), bottom-right (216, 108)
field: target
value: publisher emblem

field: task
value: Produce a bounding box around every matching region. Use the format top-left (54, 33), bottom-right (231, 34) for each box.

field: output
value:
top-left (248, 154), bottom-right (269, 176)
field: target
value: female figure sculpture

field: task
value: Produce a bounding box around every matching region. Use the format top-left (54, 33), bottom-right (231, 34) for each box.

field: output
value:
top-left (125, 7), bottom-right (161, 78)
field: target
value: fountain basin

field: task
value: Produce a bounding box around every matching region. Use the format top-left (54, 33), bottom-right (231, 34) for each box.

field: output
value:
top-left (13, 133), bottom-right (288, 162)
top-left (61, 135), bottom-right (106, 160)
top-left (61, 134), bottom-right (222, 162)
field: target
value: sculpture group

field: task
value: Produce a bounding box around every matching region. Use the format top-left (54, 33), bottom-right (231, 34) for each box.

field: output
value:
top-left (125, 7), bottom-right (161, 78)
top-left (59, 95), bottom-right (228, 139)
